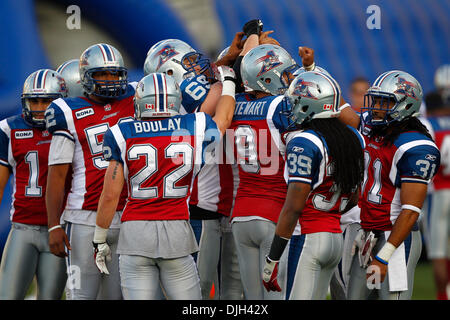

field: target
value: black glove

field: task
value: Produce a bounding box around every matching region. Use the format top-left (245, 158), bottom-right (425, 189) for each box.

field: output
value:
top-left (243, 19), bottom-right (263, 37)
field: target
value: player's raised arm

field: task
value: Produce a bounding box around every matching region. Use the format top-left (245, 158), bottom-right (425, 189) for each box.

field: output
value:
top-left (212, 66), bottom-right (237, 136)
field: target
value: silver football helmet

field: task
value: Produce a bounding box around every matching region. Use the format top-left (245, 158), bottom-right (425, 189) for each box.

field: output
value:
top-left (285, 71), bottom-right (341, 127)
top-left (363, 70), bottom-right (423, 126)
top-left (56, 59), bottom-right (83, 97)
top-left (79, 43), bottom-right (128, 98)
top-left (143, 39), bottom-right (196, 84)
top-left (241, 44), bottom-right (296, 95)
top-left (280, 64), bottom-right (331, 92)
top-left (21, 69), bottom-right (68, 128)
top-left (134, 73), bottom-right (181, 119)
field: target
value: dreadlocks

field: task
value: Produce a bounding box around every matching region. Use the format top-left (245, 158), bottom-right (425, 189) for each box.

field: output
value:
top-left (301, 118), bottom-right (364, 194)
top-left (368, 116), bottom-right (433, 146)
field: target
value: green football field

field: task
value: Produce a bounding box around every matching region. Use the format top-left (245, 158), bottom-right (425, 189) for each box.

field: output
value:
top-left (412, 260), bottom-right (436, 300)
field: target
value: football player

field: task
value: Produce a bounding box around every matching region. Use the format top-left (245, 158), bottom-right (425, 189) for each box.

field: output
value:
top-left (262, 71), bottom-right (365, 300)
top-left (92, 68), bottom-right (237, 299)
top-left (144, 37), bottom-right (243, 299)
top-left (0, 69), bottom-right (68, 299)
top-left (423, 64), bottom-right (450, 300)
top-left (45, 43), bottom-right (136, 300)
top-left (228, 25), bottom-right (298, 298)
top-left (339, 71), bottom-right (441, 300)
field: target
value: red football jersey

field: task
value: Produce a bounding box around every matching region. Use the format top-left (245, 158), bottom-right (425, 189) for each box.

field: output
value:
top-left (45, 85), bottom-right (136, 211)
top-left (229, 93), bottom-right (288, 223)
top-left (427, 116), bottom-right (450, 190)
top-left (0, 116), bottom-right (52, 225)
top-left (103, 113), bottom-right (219, 221)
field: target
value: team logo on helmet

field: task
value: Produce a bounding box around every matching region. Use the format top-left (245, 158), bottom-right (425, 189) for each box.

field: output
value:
top-left (80, 49), bottom-right (91, 67)
top-left (394, 77), bottom-right (419, 100)
top-left (156, 45), bottom-right (179, 70)
top-left (292, 78), bottom-right (319, 100)
top-left (255, 50), bottom-right (283, 77)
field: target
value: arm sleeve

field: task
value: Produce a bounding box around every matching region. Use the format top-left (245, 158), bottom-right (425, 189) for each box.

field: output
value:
top-left (285, 136), bottom-right (322, 185)
top-left (48, 135), bottom-right (75, 165)
top-left (102, 128), bottom-right (123, 163)
top-left (397, 144), bottom-right (441, 184)
top-left (0, 125), bottom-right (10, 168)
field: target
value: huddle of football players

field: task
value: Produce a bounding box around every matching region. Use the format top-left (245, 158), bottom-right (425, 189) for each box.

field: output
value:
top-left (0, 18), bottom-right (446, 301)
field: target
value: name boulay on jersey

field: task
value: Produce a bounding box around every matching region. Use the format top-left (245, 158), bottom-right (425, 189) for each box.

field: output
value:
top-left (229, 93), bottom-right (289, 223)
top-left (0, 115), bottom-right (52, 225)
top-left (360, 130), bottom-right (440, 231)
top-left (45, 84), bottom-right (136, 211)
top-left (284, 127), bottom-right (365, 234)
top-left (103, 112), bottom-right (219, 221)
top-left (427, 115), bottom-right (450, 190)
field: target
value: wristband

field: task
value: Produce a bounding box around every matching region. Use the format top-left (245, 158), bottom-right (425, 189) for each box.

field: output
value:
top-left (267, 234), bottom-right (290, 262)
top-left (401, 204), bottom-right (421, 214)
top-left (93, 225), bottom-right (109, 244)
top-left (48, 225), bottom-right (62, 233)
top-left (221, 80), bottom-right (236, 98)
top-left (339, 103), bottom-right (350, 111)
top-left (304, 62), bottom-right (316, 71)
top-left (374, 255), bottom-right (389, 265)
top-left (376, 241), bottom-right (396, 263)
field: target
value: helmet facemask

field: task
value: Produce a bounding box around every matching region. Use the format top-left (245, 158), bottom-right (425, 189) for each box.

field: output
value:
top-left (82, 67), bottom-right (128, 98)
top-left (181, 52), bottom-right (217, 83)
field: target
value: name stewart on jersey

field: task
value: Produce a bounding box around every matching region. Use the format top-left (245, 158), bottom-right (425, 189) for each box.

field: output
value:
top-left (45, 84), bottom-right (136, 211)
top-left (234, 100), bottom-right (268, 117)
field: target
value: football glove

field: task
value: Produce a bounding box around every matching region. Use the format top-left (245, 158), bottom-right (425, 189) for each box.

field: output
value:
top-left (93, 242), bottom-right (111, 275)
top-left (351, 229), bottom-right (378, 268)
top-left (243, 19), bottom-right (263, 37)
top-left (262, 256), bottom-right (282, 292)
top-left (217, 65), bottom-right (236, 83)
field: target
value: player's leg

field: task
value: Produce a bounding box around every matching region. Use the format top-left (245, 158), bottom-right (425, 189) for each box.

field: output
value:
top-left (232, 220), bottom-right (266, 299)
top-left (64, 222), bottom-right (101, 300)
top-left (330, 222), bottom-right (360, 300)
top-left (35, 226), bottom-right (67, 300)
top-left (220, 219), bottom-right (244, 300)
top-left (0, 223), bottom-right (38, 299)
top-left (427, 190), bottom-right (450, 299)
top-left (159, 255), bottom-right (202, 300)
top-left (119, 254), bottom-right (161, 300)
top-left (260, 223), bottom-right (288, 300)
top-left (345, 232), bottom-right (372, 300)
top-left (98, 227), bottom-right (122, 299)
top-left (289, 233), bottom-right (342, 300)
top-left (196, 219), bottom-right (221, 299)
top-left (312, 233), bottom-right (343, 300)
top-left (285, 234), bottom-right (305, 300)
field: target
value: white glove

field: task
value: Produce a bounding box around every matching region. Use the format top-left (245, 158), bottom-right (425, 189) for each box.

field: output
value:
top-left (217, 65), bottom-right (236, 83)
top-left (351, 229), bottom-right (378, 268)
top-left (93, 242), bottom-right (111, 275)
